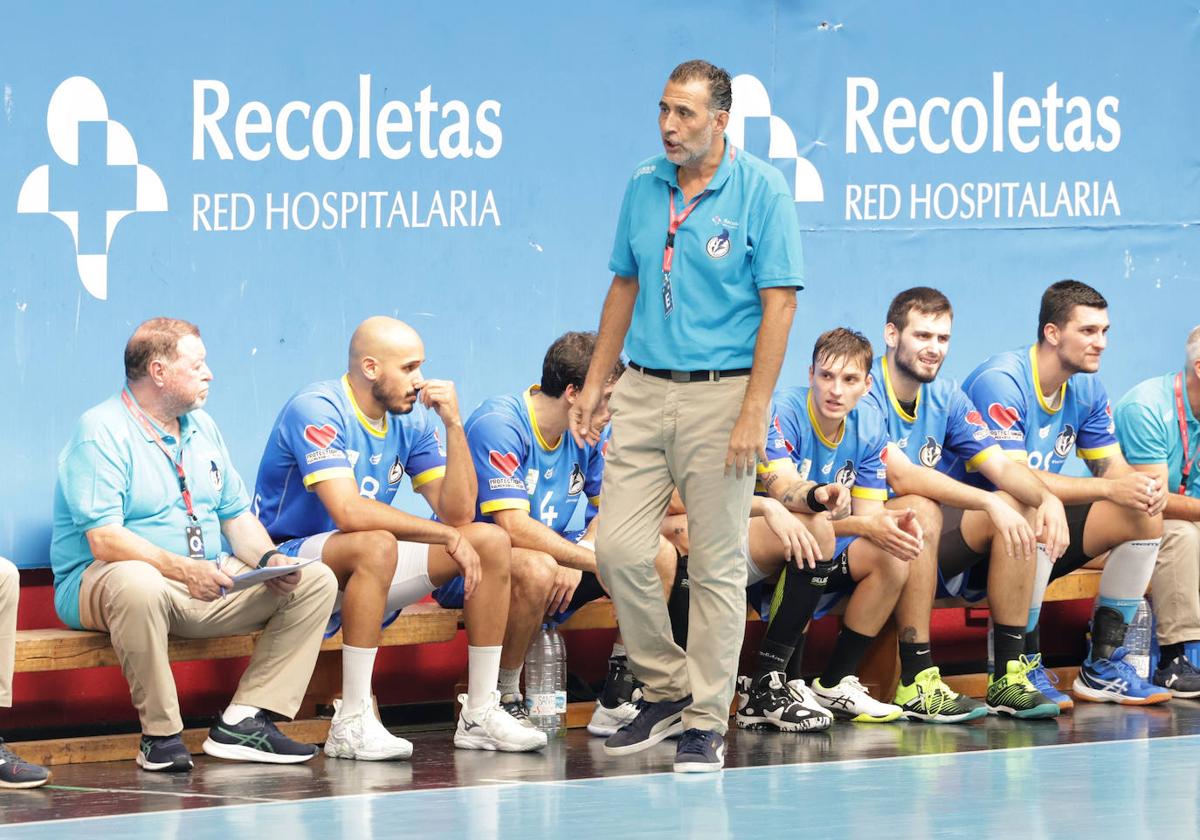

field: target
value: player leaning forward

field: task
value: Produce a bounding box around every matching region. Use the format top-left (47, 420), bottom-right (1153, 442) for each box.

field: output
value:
top-left (254, 317), bottom-right (546, 757)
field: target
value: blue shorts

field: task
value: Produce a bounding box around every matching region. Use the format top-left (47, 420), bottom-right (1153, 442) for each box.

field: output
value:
top-left (434, 529), bottom-right (593, 617)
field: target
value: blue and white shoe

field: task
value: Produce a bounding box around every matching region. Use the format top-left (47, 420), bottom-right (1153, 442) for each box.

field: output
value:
top-left (673, 728), bottom-right (725, 773)
top-left (1026, 653), bottom-right (1074, 711)
top-left (603, 695), bottom-right (690, 757)
top-left (1072, 647), bottom-right (1172, 706)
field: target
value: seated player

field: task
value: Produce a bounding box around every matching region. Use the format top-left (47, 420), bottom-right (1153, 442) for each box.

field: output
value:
top-left (1, 557), bottom-right (50, 788)
top-left (53, 318), bottom-right (339, 772)
top-left (254, 316), bottom-right (546, 756)
top-left (864, 288), bottom-right (1069, 720)
top-left (956, 280), bottom-right (1168, 705)
top-left (742, 328), bottom-right (917, 725)
top-left (1113, 324), bottom-right (1200, 696)
top-left (458, 331), bottom-right (678, 737)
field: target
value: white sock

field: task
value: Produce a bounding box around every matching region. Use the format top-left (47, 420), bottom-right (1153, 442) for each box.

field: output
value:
top-left (498, 665), bottom-right (522, 697)
top-left (1025, 544), bottom-right (1054, 633)
top-left (1099, 538), bottom-right (1161, 622)
top-left (222, 703), bottom-right (260, 725)
top-left (611, 643), bottom-right (627, 659)
top-left (467, 645), bottom-right (503, 710)
top-left (342, 644), bottom-right (378, 710)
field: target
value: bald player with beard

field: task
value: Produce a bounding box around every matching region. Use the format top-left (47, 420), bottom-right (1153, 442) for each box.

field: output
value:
top-left (255, 317), bottom-right (546, 757)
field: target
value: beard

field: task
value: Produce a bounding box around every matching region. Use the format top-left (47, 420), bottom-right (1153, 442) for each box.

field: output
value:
top-left (893, 345), bottom-right (941, 384)
top-left (372, 377), bottom-right (416, 415)
top-left (666, 122), bottom-right (714, 167)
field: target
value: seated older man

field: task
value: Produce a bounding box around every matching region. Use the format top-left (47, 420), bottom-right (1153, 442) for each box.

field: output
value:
top-left (51, 318), bottom-right (338, 772)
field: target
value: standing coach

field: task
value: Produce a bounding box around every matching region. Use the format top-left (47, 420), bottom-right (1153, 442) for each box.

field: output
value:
top-left (571, 59), bottom-right (803, 772)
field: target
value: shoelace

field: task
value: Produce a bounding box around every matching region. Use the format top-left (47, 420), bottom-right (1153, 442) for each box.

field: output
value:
top-left (1025, 653), bottom-right (1061, 687)
top-left (1104, 650), bottom-right (1150, 685)
top-left (0, 740), bottom-right (22, 763)
top-left (839, 675), bottom-right (872, 697)
top-left (676, 729), bottom-right (714, 756)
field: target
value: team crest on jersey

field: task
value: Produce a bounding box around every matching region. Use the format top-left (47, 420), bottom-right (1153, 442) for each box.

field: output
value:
top-left (835, 459), bottom-right (857, 487)
top-left (304, 423), bottom-right (338, 449)
top-left (1054, 425), bottom-right (1077, 458)
top-left (706, 229), bottom-right (731, 259)
top-left (489, 450), bottom-right (520, 477)
top-left (388, 456), bottom-right (404, 485)
top-left (209, 460), bottom-right (222, 492)
top-left (568, 464), bottom-right (585, 496)
top-left (918, 436), bottom-right (942, 468)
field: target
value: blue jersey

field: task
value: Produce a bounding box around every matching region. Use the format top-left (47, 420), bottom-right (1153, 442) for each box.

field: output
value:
top-left (955, 345), bottom-right (1120, 488)
top-left (466, 386), bottom-right (605, 535)
top-left (254, 375), bottom-right (447, 540)
top-left (862, 356), bottom-right (1002, 484)
top-left (758, 386), bottom-right (889, 502)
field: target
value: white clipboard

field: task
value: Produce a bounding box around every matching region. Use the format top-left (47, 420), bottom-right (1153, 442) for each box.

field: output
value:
top-left (228, 556), bottom-right (321, 592)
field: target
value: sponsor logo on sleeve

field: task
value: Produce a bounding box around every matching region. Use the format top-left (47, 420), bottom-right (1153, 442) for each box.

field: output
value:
top-left (986, 403), bottom-right (1024, 441)
top-left (304, 423), bottom-right (338, 449)
top-left (964, 409), bottom-right (991, 441)
top-left (489, 450), bottom-right (520, 477)
top-left (304, 447), bottom-right (343, 465)
top-left (488, 476), bottom-right (525, 491)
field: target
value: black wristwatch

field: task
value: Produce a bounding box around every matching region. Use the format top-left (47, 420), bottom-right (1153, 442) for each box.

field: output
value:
top-left (257, 549), bottom-right (283, 569)
top-left (806, 483), bottom-right (829, 513)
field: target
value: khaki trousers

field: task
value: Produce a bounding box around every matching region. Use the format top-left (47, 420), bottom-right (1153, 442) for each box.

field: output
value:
top-left (1151, 519), bottom-right (1200, 646)
top-left (597, 368), bottom-right (756, 733)
top-left (0, 558), bottom-right (17, 708)
top-left (79, 555), bottom-right (338, 736)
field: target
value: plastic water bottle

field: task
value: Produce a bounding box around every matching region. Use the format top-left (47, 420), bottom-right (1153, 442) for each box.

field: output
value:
top-left (1123, 598), bottom-right (1154, 679)
top-left (524, 623), bottom-right (566, 736)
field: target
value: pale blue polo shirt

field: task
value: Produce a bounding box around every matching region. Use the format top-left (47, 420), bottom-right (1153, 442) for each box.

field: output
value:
top-left (1115, 372), bottom-right (1200, 496)
top-left (51, 389), bottom-right (251, 629)
top-left (608, 137), bottom-right (804, 371)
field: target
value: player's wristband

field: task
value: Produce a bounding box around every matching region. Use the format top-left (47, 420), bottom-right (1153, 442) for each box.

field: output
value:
top-left (806, 484), bottom-right (829, 513)
top-left (577, 539), bottom-right (596, 553)
top-left (257, 549), bottom-right (283, 569)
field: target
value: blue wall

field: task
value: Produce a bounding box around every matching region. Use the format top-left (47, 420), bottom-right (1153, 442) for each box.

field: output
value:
top-left (1, 2), bottom-right (1196, 566)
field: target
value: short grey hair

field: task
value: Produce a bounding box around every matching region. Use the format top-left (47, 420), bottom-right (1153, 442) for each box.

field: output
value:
top-left (1186, 325), bottom-right (1200, 365)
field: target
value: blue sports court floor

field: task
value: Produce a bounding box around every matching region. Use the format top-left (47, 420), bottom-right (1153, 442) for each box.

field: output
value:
top-left (2, 702), bottom-right (1197, 838)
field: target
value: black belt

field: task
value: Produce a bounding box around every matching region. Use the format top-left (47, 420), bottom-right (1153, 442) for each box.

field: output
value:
top-left (628, 361), bottom-right (752, 382)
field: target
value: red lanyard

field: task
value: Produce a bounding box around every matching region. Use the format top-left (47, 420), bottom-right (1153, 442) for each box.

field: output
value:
top-left (661, 146), bottom-right (736, 278)
top-left (1174, 372), bottom-right (1197, 495)
top-left (120, 389), bottom-right (198, 523)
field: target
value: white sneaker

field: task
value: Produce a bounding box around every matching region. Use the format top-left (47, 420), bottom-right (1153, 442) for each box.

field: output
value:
top-left (455, 691), bottom-right (548, 752)
top-left (811, 675), bottom-right (902, 723)
top-left (785, 678), bottom-right (836, 726)
top-left (587, 697), bottom-right (640, 737)
top-left (324, 698), bottom-right (413, 761)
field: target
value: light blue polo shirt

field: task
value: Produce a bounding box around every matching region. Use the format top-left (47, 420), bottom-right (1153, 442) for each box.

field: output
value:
top-left (51, 389), bottom-right (251, 629)
top-left (608, 137), bottom-right (804, 371)
top-left (1115, 372), bottom-right (1200, 496)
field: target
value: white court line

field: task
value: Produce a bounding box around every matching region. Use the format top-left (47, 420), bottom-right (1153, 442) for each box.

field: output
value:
top-left (40, 786), bottom-right (276, 803)
top-left (6, 732), bottom-right (1199, 831)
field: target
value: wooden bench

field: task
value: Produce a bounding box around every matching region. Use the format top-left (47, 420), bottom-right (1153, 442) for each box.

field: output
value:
top-left (10, 602), bottom-right (459, 766)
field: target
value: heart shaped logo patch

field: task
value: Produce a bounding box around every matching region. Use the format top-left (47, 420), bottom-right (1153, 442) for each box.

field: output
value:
top-left (304, 424), bottom-right (338, 449)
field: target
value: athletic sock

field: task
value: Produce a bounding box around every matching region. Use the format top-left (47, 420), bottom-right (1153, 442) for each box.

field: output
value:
top-left (222, 703), bottom-right (261, 725)
top-left (899, 641), bottom-right (935, 684)
top-left (497, 665), bottom-right (522, 697)
top-left (1024, 625), bottom-right (1041, 657)
top-left (1024, 543), bottom-right (1054, 636)
top-left (1098, 538), bottom-right (1160, 623)
top-left (341, 644), bottom-right (378, 710)
top-left (467, 645), bottom-right (502, 710)
top-left (784, 632), bottom-right (808, 682)
top-left (992, 624), bottom-right (1026, 680)
top-left (820, 626), bottom-right (874, 687)
top-left (1160, 642), bottom-right (1186, 665)
top-left (757, 562), bottom-right (830, 678)
top-left (610, 643), bottom-right (627, 659)
top-left (667, 553), bottom-right (690, 648)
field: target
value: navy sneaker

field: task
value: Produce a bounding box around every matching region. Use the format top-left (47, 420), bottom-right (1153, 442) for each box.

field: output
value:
top-left (0, 740), bottom-right (51, 788)
top-left (202, 711), bottom-right (319, 764)
top-left (673, 728), bottom-right (725, 773)
top-left (136, 733), bottom-right (193, 772)
top-left (602, 694), bottom-right (690, 757)
top-left (1154, 654), bottom-right (1200, 699)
